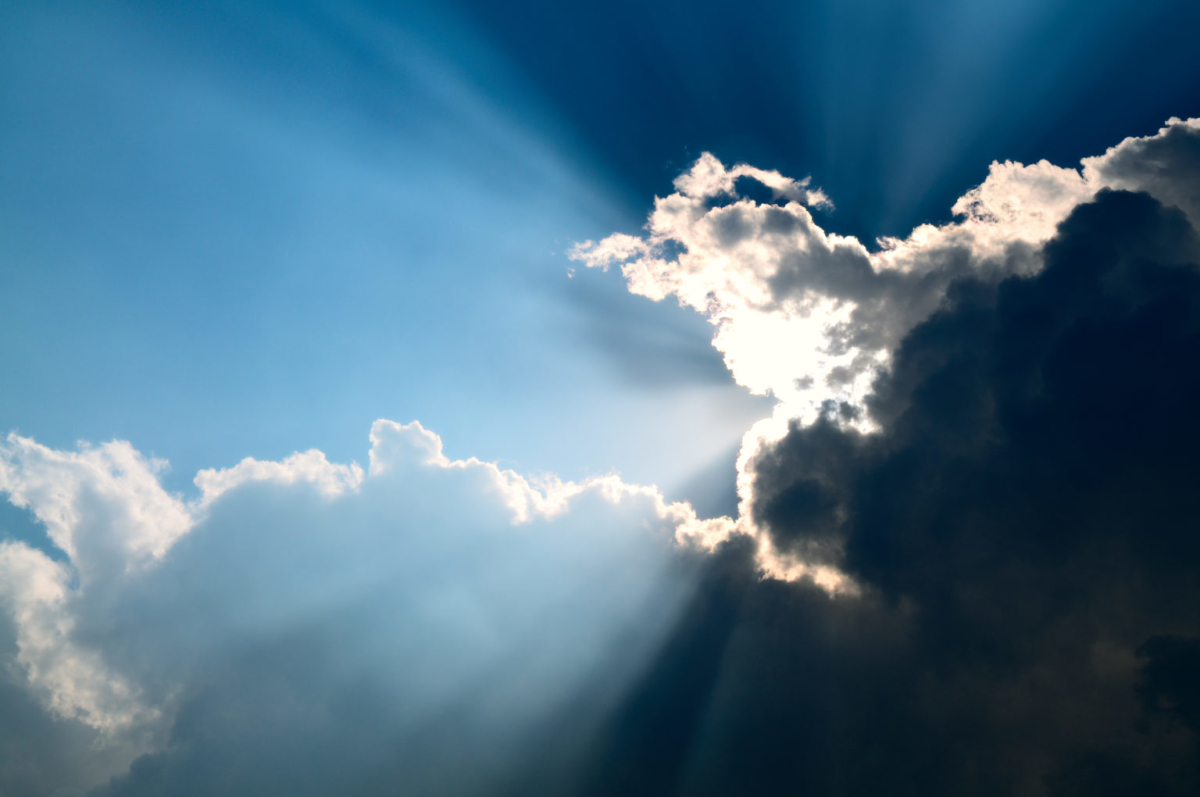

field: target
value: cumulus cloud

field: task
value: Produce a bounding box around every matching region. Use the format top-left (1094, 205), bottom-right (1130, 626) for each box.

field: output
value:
top-left (0, 541), bottom-right (162, 735)
top-left (0, 435), bottom-right (191, 575)
top-left (569, 149), bottom-right (1084, 427)
top-left (0, 421), bottom-right (733, 794)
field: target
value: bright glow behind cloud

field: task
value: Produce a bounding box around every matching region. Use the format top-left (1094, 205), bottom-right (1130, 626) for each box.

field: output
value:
top-left (570, 150), bottom-right (1094, 425)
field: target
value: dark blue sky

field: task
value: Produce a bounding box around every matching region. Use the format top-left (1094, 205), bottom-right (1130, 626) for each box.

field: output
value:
top-left (454, 0), bottom-right (1200, 239)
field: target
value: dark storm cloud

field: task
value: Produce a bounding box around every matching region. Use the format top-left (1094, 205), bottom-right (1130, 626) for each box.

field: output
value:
top-left (573, 189), bottom-right (1200, 795)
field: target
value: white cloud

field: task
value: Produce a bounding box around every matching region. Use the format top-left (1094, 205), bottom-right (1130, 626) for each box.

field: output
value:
top-left (195, 449), bottom-right (364, 503)
top-left (0, 420), bottom-right (738, 792)
top-left (0, 542), bottom-right (162, 735)
top-left (0, 434), bottom-right (191, 576)
top-left (671, 152), bottom-right (832, 208)
top-left (570, 154), bottom-right (1090, 428)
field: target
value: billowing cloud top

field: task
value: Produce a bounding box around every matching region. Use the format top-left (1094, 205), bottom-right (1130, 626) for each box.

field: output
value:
top-left (3, 117), bottom-right (1200, 796)
top-left (571, 119), bottom-right (1199, 424)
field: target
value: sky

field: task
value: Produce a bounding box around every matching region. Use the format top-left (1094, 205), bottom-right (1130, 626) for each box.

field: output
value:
top-left (2, 1), bottom-right (1200, 795)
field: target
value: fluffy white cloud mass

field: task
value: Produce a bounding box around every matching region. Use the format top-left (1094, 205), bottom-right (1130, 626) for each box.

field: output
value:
top-left (0, 421), bottom-right (730, 794)
top-left (573, 118), bottom-right (1200, 426)
top-left (572, 116), bottom-right (1200, 577)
